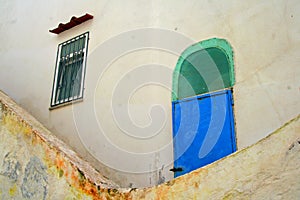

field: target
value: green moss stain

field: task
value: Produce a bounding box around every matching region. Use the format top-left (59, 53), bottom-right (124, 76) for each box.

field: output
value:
top-left (222, 190), bottom-right (246, 200)
top-left (77, 169), bottom-right (86, 188)
top-left (172, 38), bottom-right (235, 101)
top-left (78, 169), bottom-right (85, 181)
top-left (9, 184), bottom-right (17, 197)
top-left (1, 108), bottom-right (32, 136)
top-left (59, 169), bottom-right (64, 178)
top-left (64, 186), bottom-right (92, 200)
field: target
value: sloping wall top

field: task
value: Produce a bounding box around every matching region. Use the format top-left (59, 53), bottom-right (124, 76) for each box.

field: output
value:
top-left (0, 90), bottom-right (122, 199)
top-left (0, 90), bottom-right (299, 199)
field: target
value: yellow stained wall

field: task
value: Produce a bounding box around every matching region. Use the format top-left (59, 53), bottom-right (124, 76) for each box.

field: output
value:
top-left (0, 91), bottom-right (122, 200)
top-left (0, 91), bottom-right (299, 199)
top-left (131, 115), bottom-right (300, 199)
top-left (0, 0), bottom-right (299, 187)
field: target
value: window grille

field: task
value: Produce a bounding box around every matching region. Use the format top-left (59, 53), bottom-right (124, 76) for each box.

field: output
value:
top-left (51, 32), bottom-right (89, 107)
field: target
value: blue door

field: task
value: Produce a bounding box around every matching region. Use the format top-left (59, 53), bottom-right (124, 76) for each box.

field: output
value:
top-left (172, 90), bottom-right (236, 177)
top-left (171, 38), bottom-right (236, 177)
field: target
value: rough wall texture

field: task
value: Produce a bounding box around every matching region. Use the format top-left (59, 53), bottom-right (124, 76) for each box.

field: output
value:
top-left (0, 90), bottom-right (299, 199)
top-left (0, 90), bottom-right (125, 199)
top-left (131, 115), bottom-right (300, 199)
top-left (1, 1), bottom-right (299, 187)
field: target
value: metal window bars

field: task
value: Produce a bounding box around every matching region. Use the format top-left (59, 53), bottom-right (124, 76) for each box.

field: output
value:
top-left (51, 32), bottom-right (89, 107)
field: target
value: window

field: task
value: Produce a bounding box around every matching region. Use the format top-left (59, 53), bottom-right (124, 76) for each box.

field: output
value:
top-left (50, 32), bottom-right (89, 107)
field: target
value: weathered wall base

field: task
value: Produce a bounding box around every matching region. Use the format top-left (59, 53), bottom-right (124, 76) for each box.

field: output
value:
top-left (0, 90), bottom-right (299, 199)
top-left (131, 115), bottom-right (300, 199)
top-left (0, 91), bottom-right (123, 200)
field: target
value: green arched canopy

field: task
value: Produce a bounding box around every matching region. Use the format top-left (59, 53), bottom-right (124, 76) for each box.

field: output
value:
top-left (172, 38), bottom-right (234, 101)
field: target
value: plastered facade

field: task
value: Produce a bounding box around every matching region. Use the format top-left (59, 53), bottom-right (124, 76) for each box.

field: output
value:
top-left (0, 0), bottom-right (299, 187)
top-left (0, 91), bottom-right (299, 199)
top-left (0, 91), bottom-right (122, 199)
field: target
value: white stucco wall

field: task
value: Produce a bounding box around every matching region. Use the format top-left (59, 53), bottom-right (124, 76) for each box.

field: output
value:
top-left (0, 0), bottom-right (299, 187)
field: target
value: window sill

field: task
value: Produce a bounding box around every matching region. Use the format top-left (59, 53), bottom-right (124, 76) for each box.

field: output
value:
top-left (49, 98), bottom-right (83, 110)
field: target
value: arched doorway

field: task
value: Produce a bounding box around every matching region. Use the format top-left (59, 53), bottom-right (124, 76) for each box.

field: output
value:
top-left (171, 38), bottom-right (236, 177)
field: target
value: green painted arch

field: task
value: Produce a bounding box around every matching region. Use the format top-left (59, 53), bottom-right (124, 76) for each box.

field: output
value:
top-left (172, 38), bottom-right (235, 101)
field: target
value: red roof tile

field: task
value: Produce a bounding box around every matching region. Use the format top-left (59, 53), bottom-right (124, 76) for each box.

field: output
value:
top-left (49, 13), bottom-right (93, 34)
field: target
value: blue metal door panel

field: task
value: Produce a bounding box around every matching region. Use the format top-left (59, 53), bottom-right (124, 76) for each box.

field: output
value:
top-left (172, 89), bottom-right (236, 177)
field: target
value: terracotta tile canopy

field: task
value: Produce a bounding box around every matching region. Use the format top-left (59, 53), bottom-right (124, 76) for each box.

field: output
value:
top-left (49, 13), bottom-right (93, 34)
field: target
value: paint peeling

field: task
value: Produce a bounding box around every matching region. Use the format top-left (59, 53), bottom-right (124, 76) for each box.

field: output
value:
top-left (0, 90), bottom-right (299, 199)
top-left (158, 165), bottom-right (165, 185)
top-left (0, 152), bottom-right (21, 182)
top-left (21, 156), bottom-right (48, 200)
